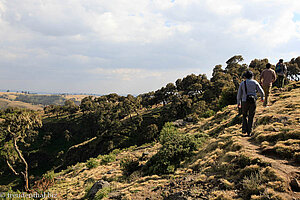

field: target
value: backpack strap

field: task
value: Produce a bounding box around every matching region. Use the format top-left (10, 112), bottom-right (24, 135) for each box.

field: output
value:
top-left (244, 80), bottom-right (248, 95)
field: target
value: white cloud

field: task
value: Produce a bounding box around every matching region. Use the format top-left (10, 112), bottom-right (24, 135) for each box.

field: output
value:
top-left (0, 0), bottom-right (300, 94)
top-left (88, 67), bottom-right (162, 81)
top-left (206, 0), bottom-right (242, 16)
top-left (229, 7), bottom-right (299, 47)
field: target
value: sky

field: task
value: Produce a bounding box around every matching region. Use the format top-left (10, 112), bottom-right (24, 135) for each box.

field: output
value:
top-left (0, 0), bottom-right (300, 95)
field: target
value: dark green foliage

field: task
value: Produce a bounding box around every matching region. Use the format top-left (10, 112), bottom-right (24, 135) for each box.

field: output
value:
top-left (86, 158), bottom-right (99, 169)
top-left (159, 122), bottom-right (178, 145)
top-left (287, 56), bottom-right (300, 81)
top-left (144, 123), bottom-right (200, 175)
top-left (219, 86), bottom-right (237, 108)
top-left (99, 154), bottom-right (116, 165)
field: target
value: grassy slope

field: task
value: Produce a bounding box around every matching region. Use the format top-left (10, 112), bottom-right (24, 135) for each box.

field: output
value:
top-left (39, 82), bottom-right (300, 199)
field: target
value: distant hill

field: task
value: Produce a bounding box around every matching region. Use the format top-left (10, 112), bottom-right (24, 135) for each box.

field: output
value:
top-left (0, 98), bottom-right (43, 111)
top-left (0, 92), bottom-right (89, 110)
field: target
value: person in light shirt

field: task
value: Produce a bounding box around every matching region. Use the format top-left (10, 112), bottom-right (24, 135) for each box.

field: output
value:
top-left (237, 70), bottom-right (264, 136)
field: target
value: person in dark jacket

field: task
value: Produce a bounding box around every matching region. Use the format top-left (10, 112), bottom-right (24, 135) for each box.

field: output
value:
top-left (275, 59), bottom-right (287, 88)
top-left (237, 70), bottom-right (264, 136)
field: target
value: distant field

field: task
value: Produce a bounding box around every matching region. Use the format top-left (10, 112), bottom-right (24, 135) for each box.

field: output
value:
top-left (61, 94), bottom-right (91, 103)
top-left (0, 92), bottom-right (92, 110)
top-left (0, 98), bottom-right (43, 111)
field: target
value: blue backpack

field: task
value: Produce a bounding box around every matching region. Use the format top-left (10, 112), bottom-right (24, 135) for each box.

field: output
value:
top-left (275, 63), bottom-right (282, 73)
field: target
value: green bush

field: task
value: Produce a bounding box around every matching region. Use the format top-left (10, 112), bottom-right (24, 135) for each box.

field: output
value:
top-left (94, 187), bottom-right (111, 200)
top-left (219, 86), bottom-right (237, 108)
top-left (202, 109), bottom-right (215, 118)
top-left (111, 148), bottom-right (122, 155)
top-left (159, 122), bottom-right (178, 145)
top-left (86, 158), bottom-right (99, 169)
top-left (42, 170), bottom-right (55, 182)
top-left (100, 153), bottom-right (116, 165)
top-left (144, 123), bottom-right (200, 175)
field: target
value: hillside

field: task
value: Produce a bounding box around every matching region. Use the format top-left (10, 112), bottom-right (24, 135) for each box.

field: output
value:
top-left (38, 82), bottom-right (300, 200)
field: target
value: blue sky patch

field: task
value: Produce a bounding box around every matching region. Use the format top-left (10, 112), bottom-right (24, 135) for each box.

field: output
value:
top-left (293, 13), bottom-right (300, 22)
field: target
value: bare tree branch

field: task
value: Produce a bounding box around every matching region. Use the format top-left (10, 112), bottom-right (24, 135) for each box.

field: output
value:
top-left (6, 160), bottom-right (19, 176)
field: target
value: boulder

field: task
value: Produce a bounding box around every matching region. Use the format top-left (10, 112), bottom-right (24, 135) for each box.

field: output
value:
top-left (86, 180), bottom-right (110, 200)
top-left (172, 119), bottom-right (187, 127)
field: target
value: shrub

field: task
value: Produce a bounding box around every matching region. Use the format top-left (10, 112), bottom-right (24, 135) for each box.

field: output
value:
top-left (100, 153), bottom-right (116, 165)
top-left (86, 158), bottom-right (99, 169)
top-left (94, 187), bottom-right (111, 200)
top-left (219, 86), bottom-right (237, 108)
top-left (202, 109), bottom-right (215, 118)
top-left (43, 170), bottom-right (55, 182)
top-left (111, 148), bottom-right (122, 155)
top-left (159, 122), bottom-right (178, 145)
top-left (145, 123), bottom-right (200, 175)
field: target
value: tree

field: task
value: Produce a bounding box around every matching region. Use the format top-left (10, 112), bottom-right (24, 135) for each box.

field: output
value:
top-left (63, 99), bottom-right (79, 116)
top-left (249, 58), bottom-right (269, 80)
top-left (287, 57), bottom-right (300, 81)
top-left (80, 96), bottom-right (96, 113)
top-left (0, 109), bottom-right (42, 191)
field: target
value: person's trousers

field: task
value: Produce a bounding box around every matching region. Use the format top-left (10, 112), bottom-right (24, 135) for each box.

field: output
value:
top-left (262, 85), bottom-right (271, 106)
top-left (277, 75), bottom-right (285, 88)
top-left (242, 101), bottom-right (256, 134)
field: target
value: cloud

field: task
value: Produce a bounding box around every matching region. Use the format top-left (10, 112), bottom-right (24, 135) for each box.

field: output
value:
top-left (0, 0), bottom-right (300, 94)
top-left (206, 0), bottom-right (242, 16)
top-left (87, 67), bottom-right (163, 81)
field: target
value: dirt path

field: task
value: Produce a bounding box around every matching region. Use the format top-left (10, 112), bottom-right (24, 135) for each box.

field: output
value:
top-left (237, 136), bottom-right (300, 199)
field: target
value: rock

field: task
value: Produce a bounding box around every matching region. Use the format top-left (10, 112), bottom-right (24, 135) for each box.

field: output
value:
top-left (172, 119), bottom-right (187, 127)
top-left (86, 180), bottom-right (110, 200)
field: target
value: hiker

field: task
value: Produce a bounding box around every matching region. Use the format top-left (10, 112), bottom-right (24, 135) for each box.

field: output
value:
top-left (260, 63), bottom-right (276, 107)
top-left (237, 70), bottom-right (264, 136)
top-left (275, 59), bottom-right (287, 88)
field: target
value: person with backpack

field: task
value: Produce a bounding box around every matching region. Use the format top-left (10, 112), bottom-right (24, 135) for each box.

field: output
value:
top-left (237, 70), bottom-right (264, 136)
top-left (275, 59), bottom-right (287, 88)
top-left (260, 63), bottom-right (276, 107)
